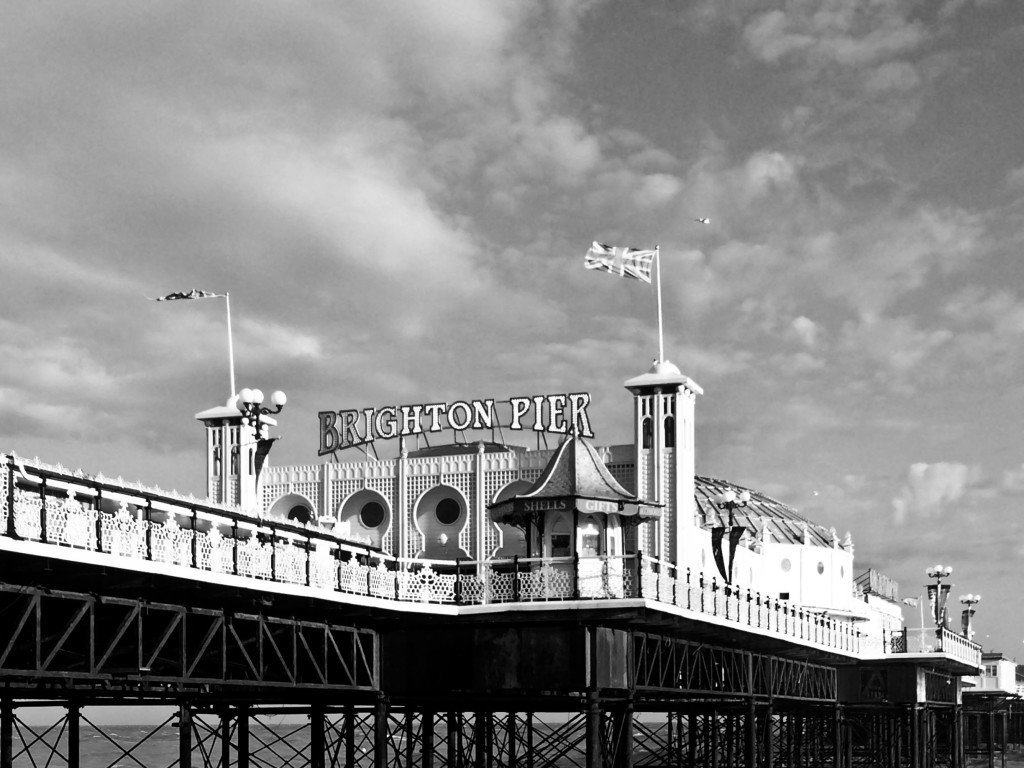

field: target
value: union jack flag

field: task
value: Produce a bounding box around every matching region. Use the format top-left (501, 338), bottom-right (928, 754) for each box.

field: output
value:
top-left (150, 289), bottom-right (226, 301)
top-left (584, 242), bottom-right (656, 284)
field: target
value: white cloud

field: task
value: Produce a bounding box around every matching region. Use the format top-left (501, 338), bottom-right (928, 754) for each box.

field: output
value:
top-left (791, 315), bottom-right (820, 348)
top-left (891, 462), bottom-right (972, 525)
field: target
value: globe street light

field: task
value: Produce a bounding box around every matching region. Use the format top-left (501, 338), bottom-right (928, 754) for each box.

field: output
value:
top-left (710, 488), bottom-right (751, 585)
top-left (236, 388), bottom-right (287, 438)
top-left (926, 564), bottom-right (953, 627)
top-left (959, 593), bottom-right (981, 640)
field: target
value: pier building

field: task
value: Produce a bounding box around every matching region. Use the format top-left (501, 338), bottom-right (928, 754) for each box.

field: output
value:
top-left (0, 356), bottom-right (986, 767)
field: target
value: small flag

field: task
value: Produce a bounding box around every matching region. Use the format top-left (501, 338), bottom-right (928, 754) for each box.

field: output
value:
top-left (149, 289), bottom-right (226, 301)
top-left (902, 597), bottom-right (919, 607)
top-left (585, 242), bottom-right (656, 284)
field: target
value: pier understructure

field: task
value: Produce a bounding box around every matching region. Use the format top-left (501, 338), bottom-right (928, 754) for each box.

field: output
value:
top-left (0, 454), bottom-right (981, 767)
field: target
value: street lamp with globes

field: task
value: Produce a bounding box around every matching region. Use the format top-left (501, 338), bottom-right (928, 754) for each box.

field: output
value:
top-left (926, 564), bottom-right (953, 627)
top-left (236, 388), bottom-right (287, 437)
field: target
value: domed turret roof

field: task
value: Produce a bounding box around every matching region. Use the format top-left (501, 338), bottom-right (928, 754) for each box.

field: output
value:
top-left (694, 476), bottom-right (837, 548)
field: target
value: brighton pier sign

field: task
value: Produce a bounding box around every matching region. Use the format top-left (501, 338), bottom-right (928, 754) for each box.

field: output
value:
top-left (319, 393), bottom-right (594, 455)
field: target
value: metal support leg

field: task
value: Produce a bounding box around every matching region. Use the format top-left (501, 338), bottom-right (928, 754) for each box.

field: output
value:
top-left (311, 705), bottom-right (325, 768)
top-left (746, 699), bottom-right (757, 768)
top-left (586, 692), bottom-right (602, 768)
top-left (179, 703), bottom-right (193, 768)
top-left (346, 705), bottom-right (356, 768)
top-left (1, 698), bottom-right (13, 768)
top-left (238, 708), bottom-right (250, 768)
top-left (68, 703), bottom-right (80, 768)
top-left (507, 712), bottom-right (517, 768)
top-left (220, 710), bottom-right (231, 768)
top-left (424, 711), bottom-right (435, 768)
top-left (375, 696), bottom-right (389, 768)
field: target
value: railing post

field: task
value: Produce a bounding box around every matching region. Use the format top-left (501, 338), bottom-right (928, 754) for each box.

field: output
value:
top-left (269, 528), bottom-right (277, 581)
top-left (455, 558), bottom-right (462, 604)
top-left (5, 458), bottom-right (16, 539)
top-left (39, 478), bottom-right (48, 542)
top-left (572, 552), bottom-right (580, 600)
top-left (304, 535), bottom-right (312, 588)
top-left (636, 550), bottom-right (643, 599)
top-left (95, 490), bottom-right (103, 551)
top-left (232, 520), bottom-right (240, 575)
top-left (190, 508), bottom-right (198, 569)
top-left (512, 556), bottom-right (520, 602)
top-left (686, 567), bottom-right (691, 609)
top-left (144, 499), bottom-right (153, 562)
top-left (394, 561), bottom-right (400, 600)
top-left (711, 578), bottom-right (718, 615)
top-left (365, 548), bottom-right (373, 596)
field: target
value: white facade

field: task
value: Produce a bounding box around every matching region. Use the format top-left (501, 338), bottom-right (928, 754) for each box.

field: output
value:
top-left (198, 359), bottom-right (891, 624)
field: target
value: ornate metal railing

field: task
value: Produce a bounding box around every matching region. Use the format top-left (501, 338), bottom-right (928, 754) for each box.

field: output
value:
top-left (0, 452), bottom-right (940, 660)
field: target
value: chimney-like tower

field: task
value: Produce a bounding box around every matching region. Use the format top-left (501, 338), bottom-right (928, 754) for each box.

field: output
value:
top-left (624, 360), bottom-right (702, 566)
top-left (195, 396), bottom-right (276, 512)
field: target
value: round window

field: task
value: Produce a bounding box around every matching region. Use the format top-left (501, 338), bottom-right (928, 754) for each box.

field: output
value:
top-left (435, 498), bottom-right (461, 525)
top-left (817, 561), bottom-right (825, 575)
top-left (781, 558), bottom-right (792, 572)
top-left (360, 501), bottom-right (386, 528)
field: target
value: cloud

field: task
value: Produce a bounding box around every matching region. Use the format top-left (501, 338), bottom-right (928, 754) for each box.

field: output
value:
top-left (891, 462), bottom-right (972, 525)
top-left (790, 316), bottom-right (820, 348)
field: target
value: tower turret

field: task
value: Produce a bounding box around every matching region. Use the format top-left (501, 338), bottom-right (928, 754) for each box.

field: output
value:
top-left (624, 360), bottom-right (702, 566)
top-left (195, 395), bottom-right (278, 512)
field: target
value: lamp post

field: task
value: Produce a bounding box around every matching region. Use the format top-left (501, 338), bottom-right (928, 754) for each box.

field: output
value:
top-left (710, 488), bottom-right (751, 586)
top-left (925, 564), bottom-right (953, 628)
top-left (236, 388), bottom-right (287, 438)
top-left (713, 488), bottom-right (751, 525)
top-left (959, 593), bottom-right (980, 640)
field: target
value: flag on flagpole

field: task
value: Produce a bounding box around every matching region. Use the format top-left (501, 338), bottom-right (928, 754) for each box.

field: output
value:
top-left (584, 242), bottom-right (657, 284)
top-left (149, 289), bottom-right (226, 301)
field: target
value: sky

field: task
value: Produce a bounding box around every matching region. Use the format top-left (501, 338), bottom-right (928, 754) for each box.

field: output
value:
top-left (2, 1), bottom-right (1024, 655)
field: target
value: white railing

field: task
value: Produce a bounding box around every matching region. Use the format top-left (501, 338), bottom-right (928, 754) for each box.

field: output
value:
top-left (1, 452), bottom-right (875, 656)
top-left (890, 626), bottom-right (982, 668)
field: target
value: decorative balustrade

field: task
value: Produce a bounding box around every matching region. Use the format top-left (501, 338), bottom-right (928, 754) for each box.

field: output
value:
top-left (1, 451), bottom-right (971, 661)
top-left (897, 626), bottom-right (983, 668)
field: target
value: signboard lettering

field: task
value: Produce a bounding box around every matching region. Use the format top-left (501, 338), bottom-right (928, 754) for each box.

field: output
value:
top-left (319, 393), bottom-right (594, 455)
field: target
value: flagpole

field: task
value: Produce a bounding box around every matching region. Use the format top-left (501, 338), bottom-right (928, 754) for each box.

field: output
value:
top-left (225, 293), bottom-right (236, 398)
top-left (655, 245), bottom-right (664, 363)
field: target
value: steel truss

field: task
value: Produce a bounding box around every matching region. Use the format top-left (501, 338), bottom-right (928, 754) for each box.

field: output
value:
top-left (632, 631), bottom-right (837, 702)
top-left (0, 582), bottom-right (377, 694)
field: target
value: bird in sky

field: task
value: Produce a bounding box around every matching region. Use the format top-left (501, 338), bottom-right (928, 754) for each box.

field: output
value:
top-left (695, 217), bottom-right (710, 224)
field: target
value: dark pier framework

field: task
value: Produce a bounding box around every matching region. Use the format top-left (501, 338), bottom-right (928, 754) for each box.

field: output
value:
top-left (0, 572), bottom-right (978, 768)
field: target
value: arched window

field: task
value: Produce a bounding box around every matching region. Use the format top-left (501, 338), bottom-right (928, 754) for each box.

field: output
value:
top-left (641, 417), bottom-right (653, 449)
top-left (663, 416), bottom-right (675, 447)
top-left (288, 505), bottom-right (312, 525)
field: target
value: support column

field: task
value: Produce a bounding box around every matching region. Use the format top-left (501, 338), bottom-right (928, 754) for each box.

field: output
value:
top-left (763, 704), bottom-right (774, 768)
top-left (178, 703), bottom-right (193, 768)
top-left (586, 692), bottom-right (603, 768)
top-left (238, 707), bottom-right (250, 768)
top-left (68, 703), bottom-right (80, 768)
top-left (375, 696), bottom-right (389, 768)
top-left (612, 701), bottom-right (634, 768)
top-left (345, 705), bottom-right (356, 768)
top-left (220, 710), bottom-right (231, 768)
top-left (832, 705), bottom-right (842, 768)
top-left (746, 699), bottom-right (757, 768)
top-left (1, 697), bottom-right (12, 768)
top-left (424, 711), bottom-right (435, 768)
top-left (311, 705), bottom-right (325, 768)
top-left (507, 712), bottom-right (517, 768)
top-left (526, 712), bottom-right (535, 768)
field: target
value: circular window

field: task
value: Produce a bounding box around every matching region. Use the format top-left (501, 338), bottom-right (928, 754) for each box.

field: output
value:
top-left (817, 561), bottom-right (825, 575)
top-left (288, 505), bottom-right (311, 525)
top-left (360, 501), bottom-right (386, 528)
top-left (435, 498), bottom-right (461, 525)
top-left (781, 558), bottom-right (792, 572)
